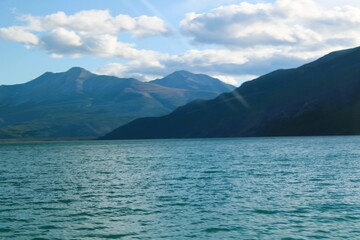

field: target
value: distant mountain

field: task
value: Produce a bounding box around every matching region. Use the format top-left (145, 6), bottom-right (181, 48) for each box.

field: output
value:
top-left (152, 70), bottom-right (235, 93)
top-left (102, 46), bottom-right (360, 139)
top-left (0, 68), bottom-right (235, 139)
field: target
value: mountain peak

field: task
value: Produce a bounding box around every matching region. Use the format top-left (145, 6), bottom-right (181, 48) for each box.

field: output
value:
top-left (65, 67), bottom-right (91, 75)
top-left (67, 66), bottom-right (87, 72)
top-left (171, 70), bottom-right (193, 76)
top-left (152, 70), bottom-right (235, 92)
top-left (61, 67), bottom-right (93, 83)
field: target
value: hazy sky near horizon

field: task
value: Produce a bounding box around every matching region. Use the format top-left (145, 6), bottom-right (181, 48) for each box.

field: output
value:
top-left (1, 0), bottom-right (360, 86)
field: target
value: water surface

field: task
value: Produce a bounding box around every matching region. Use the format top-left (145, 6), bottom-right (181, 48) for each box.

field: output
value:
top-left (1, 137), bottom-right (360, 239)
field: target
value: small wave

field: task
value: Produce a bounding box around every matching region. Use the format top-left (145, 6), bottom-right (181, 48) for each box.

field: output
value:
top-left (82, 233), bottom-right (138, 239)
top-left (254, 209), bottom-right (280, 215)
top-left (57, 199), bottom-right (76, 204)
top-left (38, 225), bottom-right (59, 230)
top-left (0, 227), bottom-right (11, 233)
top-left (204, 227), bottom-right (232, 233)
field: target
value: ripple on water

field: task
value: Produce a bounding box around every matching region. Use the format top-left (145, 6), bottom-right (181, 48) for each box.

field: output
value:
top-left (81, 233), bottom-right (138, 239)
top-left (1, 137), bottom-right (360, 239)
top-left (204, 227), bottom-right (233, 233)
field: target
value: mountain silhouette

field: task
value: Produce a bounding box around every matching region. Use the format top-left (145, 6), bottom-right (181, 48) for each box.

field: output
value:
top-left (102, 46), bottom-right (360, 139)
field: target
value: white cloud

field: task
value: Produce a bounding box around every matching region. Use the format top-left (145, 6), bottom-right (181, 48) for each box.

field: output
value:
top-left (0, 26), bottom-right (39, 45)
top-left (212, 74), bottom-right (240, 85)
top-left (95, 63), bottom-right (128, 77)
top-left (43, 28), bottom-right (82, 48)
top-left (176, 49), bottom-right (248, 65)
top-left (0, 9), bottom-right (170, 58)
top-left (95, 63), bottom-right (162, 81)
top-left (24, 10), bottom-right (170, 37)
top-left (180, 0), bottom-right (360, 53)
top-left (133, 16), bottom-right (170, 38)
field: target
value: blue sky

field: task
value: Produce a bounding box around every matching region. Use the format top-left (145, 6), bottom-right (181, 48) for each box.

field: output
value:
top-left (1, 0), bottom-right (360, 86)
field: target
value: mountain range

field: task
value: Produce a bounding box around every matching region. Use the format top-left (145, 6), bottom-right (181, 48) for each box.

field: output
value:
top-left (0, 68), bottom-right (234, 139)
top-left (102, 46), bottom-right (360, 139)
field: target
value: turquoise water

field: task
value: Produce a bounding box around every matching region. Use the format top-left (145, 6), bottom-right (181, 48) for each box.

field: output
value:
top-left (1, 137), bottom-right (360, 239)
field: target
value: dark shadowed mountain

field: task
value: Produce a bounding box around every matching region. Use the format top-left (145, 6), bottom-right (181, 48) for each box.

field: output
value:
top-left (0, 68), bottom-right (234, 139)
top-left (102, 46), bottom-right (360, 140)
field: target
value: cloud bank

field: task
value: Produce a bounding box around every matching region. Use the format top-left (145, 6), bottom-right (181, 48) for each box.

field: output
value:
top-left (181, 0), bottom-right (360, 50)
top-left (0, 10), bottom-right (170, 58)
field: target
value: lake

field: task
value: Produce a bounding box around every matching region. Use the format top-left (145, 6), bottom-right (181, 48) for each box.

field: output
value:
top-left (1, 137), bottom-right (360, 239)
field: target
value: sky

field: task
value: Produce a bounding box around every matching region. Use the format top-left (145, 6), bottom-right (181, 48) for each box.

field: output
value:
top-left (1, 0), bottom-right (360, 86)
